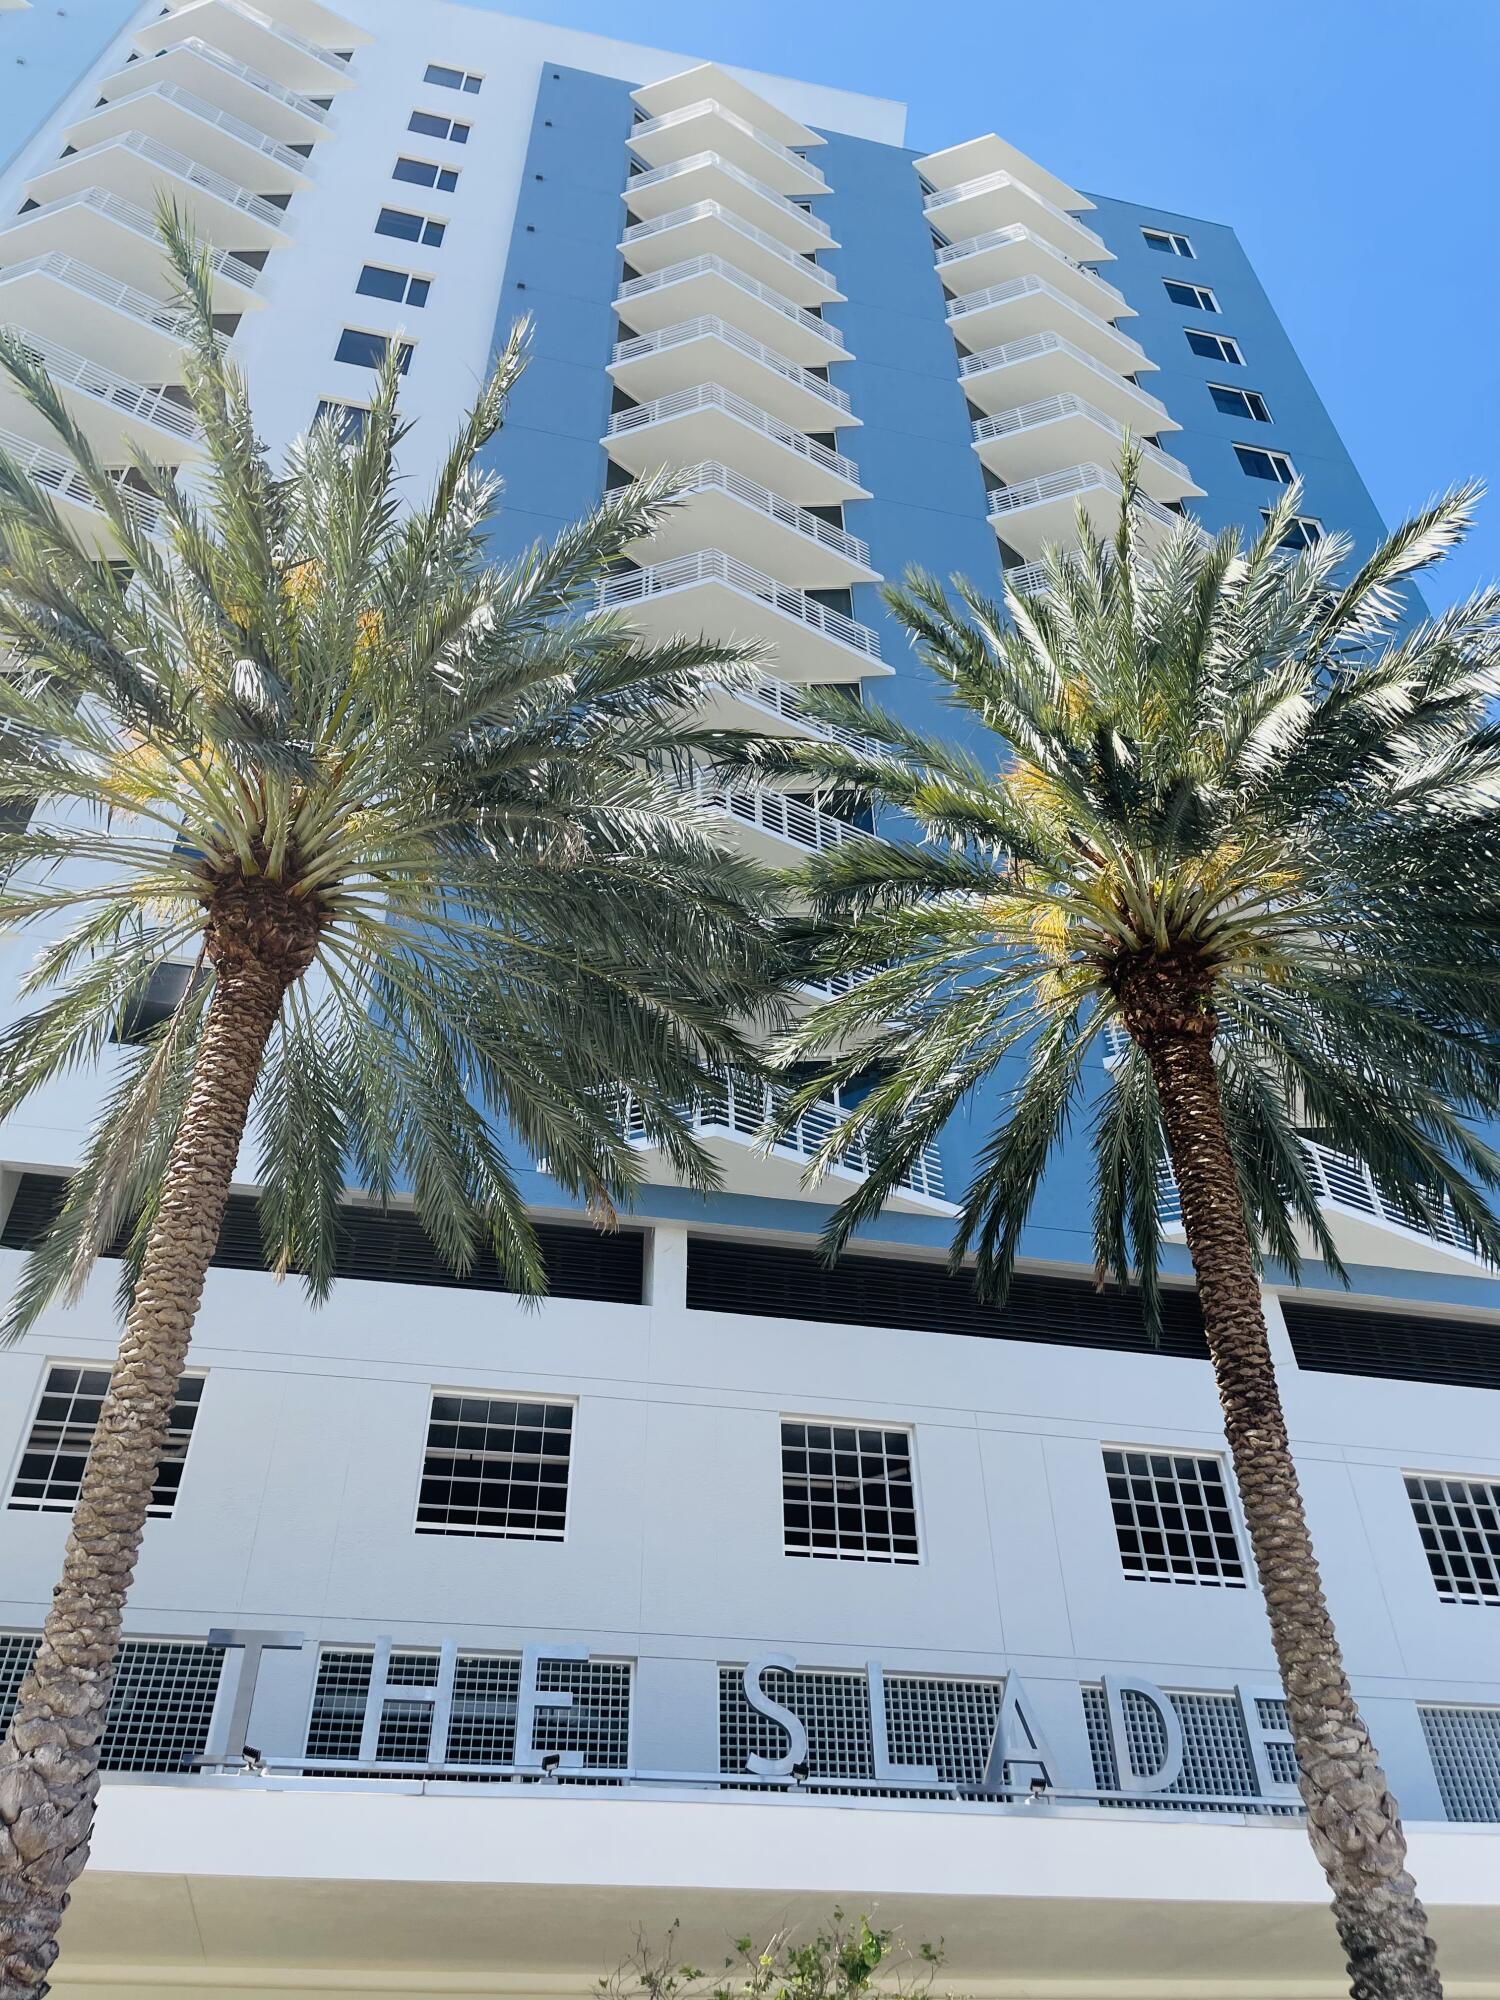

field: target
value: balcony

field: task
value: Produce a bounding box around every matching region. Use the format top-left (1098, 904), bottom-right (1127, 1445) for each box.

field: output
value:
top-left (595, 549), bottom-right (887, 686)
top-left (132, 0), bottom-right (358, 97)
top-left (0, 332), bottom-right (200, 456)
top-left (617, 1070), bottom-right (948, 1211)
top-left (925, 171), bottom-right (1109, 267)
top-left (935, 223), bottom-right (1130, 321)
top-left (624, 153), bottom-right (834, 254)
top-left (973, 395), bottom-right (1204, 505)
top-left (987, 463), bottom-right (1198, 562)
top-left (0, 255), bottom-right (202, 380)
top-left (0, 426), bottom-right (165, 549)
top-left (958, 329), bottom-right (1173, 431)
top-left (620, 203), bottom-right (840, 309)
top-left (160, 0), bottom-right (372, 45)
top-left (632, 63), bottom-right (825, 153)
top-left (605, 384), bottom-right (867, 506)
top-left (609, 318), bottom-right (854, 436)
top-left (948, 274), bottom-right (1151, 380)
top-left (614, 256), bottom-right (845, 367)
top-left (0, 188), bottom-right (267, 307)
top-left (628, 100), bottom-right (827, 199)
top-left (1158, 1138), bottom-right (1492, 1277)
top-left (24, 132), bottom-right (292, 251)
top-left (95, 38), bottom-right (336, 147)
top-left (620, 460), bottom-right (875, 589)
top-left (64, 80), bottom-right (315, 194)
top-left (697, 670), bottom-right (885, 757)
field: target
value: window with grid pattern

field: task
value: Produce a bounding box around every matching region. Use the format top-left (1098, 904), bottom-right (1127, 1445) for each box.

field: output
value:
top-left (1419, 1705), bottom-right (1500, 1819)
top-left (9, 1366), bottom-right (203, 1516)
top-left (1083, 1683), bottom-right (1298, 1814)
top-left (1406, 1473), bottom-right (1500, 1605)
top-left (781, 1420), bottom-right (919, 1563)
top-left (1103, 1447), bottom-right (1246, 1586)
top-left (416, 1393), bottom-right (573, 1538)
top-left (0, 1633), bottom-right (222, 1773)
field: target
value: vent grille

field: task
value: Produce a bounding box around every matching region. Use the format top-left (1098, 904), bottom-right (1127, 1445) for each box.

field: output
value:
top-left (2, 1172), bottom-right (643, 1304)
top-left (1082, 1684), bottom-right (1297, 1814)
top-left (688, 1238), bottom-right (1208, 1359)
top-left (305, 1647), bottom-right (631, 1773)
top-left (1419, 1705), bottom-right (1500, 1821)
top-left (1281, 1298), bottom-right (1500, 1392)
top-left (0, 1633), bottom-right (222, 1774)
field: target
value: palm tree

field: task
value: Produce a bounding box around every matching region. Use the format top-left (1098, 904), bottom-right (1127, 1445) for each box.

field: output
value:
top-left (739, 459), bottom-right (1500, 2000)
top-left (0, 215), bottom-right (785, 1992)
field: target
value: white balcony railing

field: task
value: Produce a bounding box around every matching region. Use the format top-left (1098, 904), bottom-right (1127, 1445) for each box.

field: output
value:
top-left (616, 255), bottom-right (844, 351)
top-left (608, 383), bottom-right (862, 489)
top-left (947, 273), bottom-right (1147, 364)
top-left (958, 329), bottom-right (1170, 424)
top-left (631, 99), bottom-right (827, 187)
top-left (622, 201), bottom-right (838, 294)
top-left (0, 252), bottom-right (198, 340)
top-left (973, 394), bottom-right (1194, 485)
top-left (93, 129), bottom-right (292, 229)
top-left (924, 168), bottom-right (1106, 255)
top-left (626, 150), bottom-right (833, 240)
top-left (595, 549), bottom-right (882, 663)
top-left (935, 222), bottom-right (1127, 309)
top-left (0, 425), bottom-right (165, 537)
top-left (667, 460), bottom-right (871, 568)
top-left (737, 673), bottom-right (883, 756)
top-left (4, 186), bottom-right (268, 293)
top-left (147, 34), bottom-right (335, 126)
top-left (94, 79), bottom-right (313, 175)
top-left (612, 316), bottom-right (851, 418)
top-left (617, 1072), bottom-right (944, 1204)
top-left (1157, 1137), bottom-right (1486, 1263)
top-left (988, 463), bottom-right (1199, 540)
top-left (11, 332), bottom-right (198, 441)
top-left (177, 0), bottom-right (352, 74)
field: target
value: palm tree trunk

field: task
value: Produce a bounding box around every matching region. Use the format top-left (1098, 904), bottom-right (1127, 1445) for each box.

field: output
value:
top-left (0, 953), bottom-right (286, 1999)
top-left (1139, 1005), bottom-right (1441, 2000)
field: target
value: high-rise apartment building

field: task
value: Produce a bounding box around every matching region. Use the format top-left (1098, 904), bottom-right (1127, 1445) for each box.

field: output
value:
top-left (0, 3), bottom-right (1497, 1994)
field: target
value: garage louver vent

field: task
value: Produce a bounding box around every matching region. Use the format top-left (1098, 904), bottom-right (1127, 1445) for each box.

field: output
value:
top-left (0, 1633), bottom-right (222, 1773)
top-left (1, 1171), bottom-right (643, 1304)
top-left (687, 1236), bottom-right (1208, 1359)
top-left (1280, 1299), bottom-right (1500, 1393)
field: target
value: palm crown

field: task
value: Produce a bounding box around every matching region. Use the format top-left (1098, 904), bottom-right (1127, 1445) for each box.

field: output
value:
top-left (0, 212), bottom-right (783, 1332)
top-left (743, 458), bottom-right (1500, 1315)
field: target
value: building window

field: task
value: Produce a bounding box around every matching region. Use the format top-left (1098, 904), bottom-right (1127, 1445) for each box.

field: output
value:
top-left (1235, 444), bottom-right (1297, 484)
top-left (1186, 328), bottom-right (1242, 365)
top-left (1103, 1447), bottom-right (1247, 1586)
top-left (424, 63), bottom-right (482, 93)
top-left (375, 206), bottom-right (445, 247)
top-left (1263, 510), bottom-right (1323, 551)
top-left (780, 1419), bottom-right (920, 1564)
top-left (1142, 227), bottom-right (1194, 257)
top-left (111, 959), bottom-right (200, 1044)
top-left (1210, 383), bottom-right (1272, 422)
top-left (415, 1393), bottom-right (573, 1539)
top-left (335, 328), bottom-right (414, 373)
top-left (315, 399), bottom-right (369, 439)
top-left (1406, 1474), bottom-right (1500, 1605)
top-left (355, 264), bottom-right (431, 307)
top-left (408, 110), bottom-right (470, 145)
top-left (393, 157), bottom-right (459, 193)
top-left (1165, 278), bottom-right (1218, 312)
top-left (8, 1366), bottom-right (204, 1517)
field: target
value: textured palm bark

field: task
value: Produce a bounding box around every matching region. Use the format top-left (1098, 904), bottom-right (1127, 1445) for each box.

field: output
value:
top-left (0, 929), bottom-right (293, 1997)
top-left (1118, 957), bottom-right (1441, 2000)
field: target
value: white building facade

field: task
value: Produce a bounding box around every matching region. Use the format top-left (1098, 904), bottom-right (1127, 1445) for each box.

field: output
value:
top-left (0, 3), bottom-right (1498, 1994)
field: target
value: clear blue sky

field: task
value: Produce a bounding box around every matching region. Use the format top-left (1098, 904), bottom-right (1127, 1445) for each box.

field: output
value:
top-left (482, 0), bottom-right (1500, 608)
